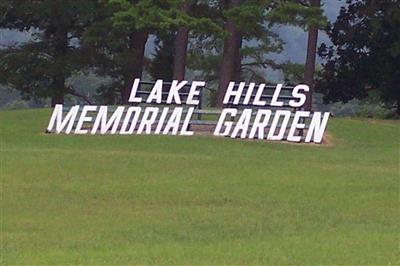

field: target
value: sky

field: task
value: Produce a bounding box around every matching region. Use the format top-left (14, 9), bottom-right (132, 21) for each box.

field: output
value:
top-left (257, 0), bottom-right (345, 81)
top-left (274, 0), bottom-right (344, 64)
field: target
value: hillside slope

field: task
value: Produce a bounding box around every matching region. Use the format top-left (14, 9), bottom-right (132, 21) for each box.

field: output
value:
top-left (1, 109), bottom-right (399, 265)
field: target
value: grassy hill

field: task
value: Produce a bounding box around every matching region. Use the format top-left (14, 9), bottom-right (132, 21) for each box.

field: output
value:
top-left (1, 109), bottom-right (399, 265)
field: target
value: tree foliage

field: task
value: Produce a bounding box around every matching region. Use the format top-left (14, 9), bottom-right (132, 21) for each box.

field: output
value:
top-left (0, 0), bottom-right (96, 105)
top-left (83, 0), bottom-right (222, 103)
top-left (211, 0), bottom-right (326, 106)
top-left (317, 0), bottom-right (400, 113)
top-left (148, 31), bottom-right (176, 81)
top-left (0, 0), bottom-right (328, 108)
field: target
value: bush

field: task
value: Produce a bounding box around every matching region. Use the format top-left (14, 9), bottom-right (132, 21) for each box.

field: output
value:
top-left (328, 99), bottom-right (397, 119)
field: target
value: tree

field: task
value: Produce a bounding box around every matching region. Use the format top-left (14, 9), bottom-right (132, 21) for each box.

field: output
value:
top-left (317, 0), bottom-right (400, 114)
top-left (173, 2), bottom-right (190, 81)
top-left (188, 1), bottom-right (283, 105)
top-left (148, 1), bottom-right (222, 82)
top-left (0, 0), bottom-right (96, 106)
top-left (303, 0), bottom-right (321, 111)
top-left (83, 0), bottom-right (151, 104)
top-left (282, 62), bottom-right (305, 85)
top-left (215, 0), bottom-right (242, 107)
top-left (214, 0), bottom-right (326, 107)
top-left (148, 31), bottom-right (176, 81)
top-left (85, 0), bottom-right (221, 104)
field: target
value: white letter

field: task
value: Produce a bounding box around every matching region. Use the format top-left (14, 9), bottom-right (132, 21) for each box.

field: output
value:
top-left (223, 82), bottom-right (245, 105)
top-left (91, 106), bottom-right (125, 134)
top-left (289, 84), bottom-right (309, 108)
top-left (305, 112), bottom-right (330, 143)
top-left (186, 81), bottom-right (204, 105)
top-left (146, 79), bottom-right (163, 104)
top-left (243, 83), bottom-right (255, 105)
top-left (167, 80), bottom-right (187, 104)
top-left (249, 109), bottom-right (272, 139)
top-left (270, 84), bottom-right (284, 107)
top-left (137, 107), bottom-right (159, 134)
top-left (120, 107), bottom-right (141, 134)
top-left (287, 111), bottom-right (310, 142)
top-left (128, 78), bottom-right (142, 103)
top-left (267, 110), bottom-right (291, 141)
top-left (163, 107), bottom-right (183, 135)
top-left (180, 107), bottom-right (195, 136)
top-left (253, 84), bottom-right (266, 106)
top-left (231, 109), bottom-right (252, 138)
top-left (75, 105), bottom-right (97, 134)
top-left (154, 107), bottom-right (169, 134)
top-left (47, 104), bottom-right (79, 134)
top-left (213, 108), bottom-right (237, 136)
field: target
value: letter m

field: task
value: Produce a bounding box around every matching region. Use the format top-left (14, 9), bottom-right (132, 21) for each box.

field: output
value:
top-left (47, 104), bottom-right (79, 134)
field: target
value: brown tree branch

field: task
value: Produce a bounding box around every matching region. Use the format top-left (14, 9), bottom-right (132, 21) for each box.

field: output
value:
top-left (67, 87), bottom-right (93, 105)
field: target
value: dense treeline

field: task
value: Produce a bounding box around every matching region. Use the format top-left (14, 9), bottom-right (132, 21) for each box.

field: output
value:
top-left (0, 0), bottom-right (398, 115)
top-left (317, 0), bottom-right (400, 115)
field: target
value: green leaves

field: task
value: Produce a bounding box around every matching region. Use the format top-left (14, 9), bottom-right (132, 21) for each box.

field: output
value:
top-left (317, 0), bottom-right (400, 110)
top-left (0, 0), bottom-right (97, 104)
top-left (267, 1), bottom-right (327, 30)
top-left (109, 0), bottom-right (222, 34)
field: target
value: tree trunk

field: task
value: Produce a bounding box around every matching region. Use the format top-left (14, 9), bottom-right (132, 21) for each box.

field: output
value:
top-left (51, 75), bottom-right (65, 107)
top-left (215, 0), bottom-right (242, 108)
top-left (173, 3), bottom-right (190, 81)
top-left (121, 30), bottom-right (149, 104)
top-left (303, 0), bottom-right (320, 111)
top-left (50, 27), bottom-right (68, 107)
top-left (233, 37), bottom-right (243, 82)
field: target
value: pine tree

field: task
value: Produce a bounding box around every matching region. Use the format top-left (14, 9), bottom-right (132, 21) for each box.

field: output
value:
top-left (214, 0), bottom-right (326, 107)
top-left (85, 0), bottom-right (221, 103)
top-left (173, 2), bottom-right (190, 81)
top-left (0, 0), bottom-right (96, 106)
top-left (148, 31), bottom-right (176, 81)
top-left (215, 0), bottom-right (242, 107)
top-left (303, 0), bottom-right (321, 111)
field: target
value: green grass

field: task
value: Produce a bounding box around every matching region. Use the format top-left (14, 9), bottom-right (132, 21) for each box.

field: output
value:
top-left (1, 109), bottom-right (399, 265)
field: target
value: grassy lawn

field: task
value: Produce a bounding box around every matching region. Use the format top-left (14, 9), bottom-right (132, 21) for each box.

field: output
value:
top-left (1, 109), bottom-right (399, 265)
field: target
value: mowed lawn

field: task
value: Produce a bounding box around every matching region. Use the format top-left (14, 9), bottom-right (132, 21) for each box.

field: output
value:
top-left (1, 109), bottom-right (399, 265)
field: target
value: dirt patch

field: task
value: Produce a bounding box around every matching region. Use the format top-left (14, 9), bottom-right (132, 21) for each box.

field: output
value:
top-left (46, 123), bottom-right (336, 147)
top-left (190, 124), bottom-right (336, 147)
top-left (280, 130), bottom-right (337, 147)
